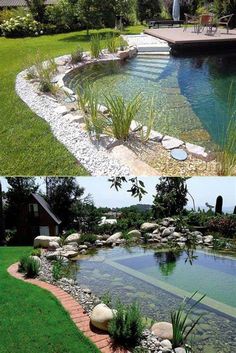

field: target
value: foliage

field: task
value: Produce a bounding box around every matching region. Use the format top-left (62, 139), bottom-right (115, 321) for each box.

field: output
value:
top-left (78, 233), bottom-right (97, 244)
top-left (137, 0), bottom-right (162, 22)
top-left (105, 33), bottom-right (119, 53)
top-left (108, 300), bottom-right (145, 348)
top-left (90, 34), bottom-right (102, 58)
top-left (44, 0), bottom-right (80, 33)
top-left (45, 177), bottom-right (85, 231)
top-left (31, 248), bottom-right (41, 257)
top-left (186, 210), bottom-right (212, 227)
top-left (101, 290), bottom-right (112, 308)
top-left (109, 177), bottom-right (148, 201)
top-left (4, 178), bottom-right (39, 244)
top-left (152, 178), bottom-right (188, 219)
top-left (0, 14), bottom-right (41, 38)
top-left (71, 47), bottom-right (84, 64)
top-left (171, 291), bottom-right (205, 348)
top-left (18, 255), bottom-right (40, 278)
top-left (52, 258), bottom-right (64, 280)
top-left (25, 0), bottom-right (46, 22)
top-left (207, 215), bottom-right (236, 238)
top-left (215, 195), bottom-right (223, 215)
top-left (139, 97), bottom-right (156, 142)
top-left (104, 93), bottom-right (142, 140)
top-left (0, 8), bottom-right (30, 24)
top-left (73, 198), bottom-right (103, 233)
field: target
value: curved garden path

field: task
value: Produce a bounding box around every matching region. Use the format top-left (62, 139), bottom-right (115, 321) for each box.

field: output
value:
top-left (8, 263), bottom-right (129, 353)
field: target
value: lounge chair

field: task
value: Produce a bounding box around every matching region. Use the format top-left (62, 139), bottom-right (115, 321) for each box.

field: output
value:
top-left (217, 14), bottom-right (234, 33)
top-left (183, 13), bottom-right (199, 32)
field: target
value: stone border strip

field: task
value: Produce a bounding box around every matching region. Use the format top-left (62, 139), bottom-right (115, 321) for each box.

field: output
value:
top-left (7, 263), bottom-right (129, 353)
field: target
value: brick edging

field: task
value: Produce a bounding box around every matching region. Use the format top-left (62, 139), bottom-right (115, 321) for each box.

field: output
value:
top-left (7, 263), bottom-right (128, 353)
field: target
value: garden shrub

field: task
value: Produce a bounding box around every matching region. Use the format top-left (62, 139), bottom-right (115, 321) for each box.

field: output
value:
top-left (71, 47), bottom-right (84, 64)
top-left (31, 248), bottom-right (41, 257)
top-left (186, 211), bottom-right (212, 227)
top-left (18, 256), bottom-right (40, 278)
top-left (108, 301), bottom-right (145, 348)
top-left (52, 258), bottom-right (64, 281)
top-left (78, 233), bottom-right (97, 244)
top-left (0, 14), bottom-right (42, 38)
top-left (207, 215), bottom-right (236, 238)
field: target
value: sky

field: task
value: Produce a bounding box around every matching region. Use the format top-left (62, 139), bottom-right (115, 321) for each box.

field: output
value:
top-left (0, 177), bottom-right (235, 212)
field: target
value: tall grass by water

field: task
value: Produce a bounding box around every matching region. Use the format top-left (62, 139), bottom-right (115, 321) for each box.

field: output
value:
top-left (90, 34), bottom-right (102, 58)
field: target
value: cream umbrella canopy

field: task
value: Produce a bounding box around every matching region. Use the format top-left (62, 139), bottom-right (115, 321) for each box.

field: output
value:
top-left (172, 0), bottom-right (180, 21)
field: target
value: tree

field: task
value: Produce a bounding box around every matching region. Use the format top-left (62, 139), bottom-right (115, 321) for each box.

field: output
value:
top-left (45, 177), bottom-right (85, 231)
top-left (5, 178), bottom-right (39, 243)
top-left (25, 0), bottom-right (46, 22)
top-left (137, 0), bottom-right (161, 23)
top-left (73, 194), bottom-right (103, 232)
top-left (152, 177), bottom-right (188, 219)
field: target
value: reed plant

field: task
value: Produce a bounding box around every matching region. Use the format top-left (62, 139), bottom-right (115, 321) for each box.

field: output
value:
top-left (71, 47), bottom-right (84, 64)
top-left (216, 81), bottom-right (236, 175)
top-left (104, 93), bottom-right (142, 140)
top-left (105, 33), bottom-right (118, 53)
top-left (140, 97), bottom-right (156, 142)
top-left (90, 34), bottom-right (101, 58)
top-left (171, 291), bottom-right (205, 348)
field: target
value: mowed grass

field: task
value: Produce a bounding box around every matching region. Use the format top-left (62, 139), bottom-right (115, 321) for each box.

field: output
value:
top-left (0, 246), bottom-right (101, 353)
top-left (0, 26), bottom-right (144, 175)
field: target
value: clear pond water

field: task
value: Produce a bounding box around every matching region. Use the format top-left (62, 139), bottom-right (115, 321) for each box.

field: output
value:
top-left (74, 247), bottom-right (236, 353)
top-left (65, 53), bottom-right (236, 148)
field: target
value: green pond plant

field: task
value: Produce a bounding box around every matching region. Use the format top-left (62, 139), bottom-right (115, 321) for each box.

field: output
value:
top-left (90, 33), bottom-right (102, 58)
top-left (18, 255), bottom-right (40, 278)
top-left (108, 300), bottom-right (145, 348)
top-left (105, 32), bottom-right (119, 53)
top-left (171, 291), bottom-right (206, 349)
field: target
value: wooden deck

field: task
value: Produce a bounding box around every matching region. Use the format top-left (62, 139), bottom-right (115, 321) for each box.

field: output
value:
top-left (144, 27), bottom-right (236, 51)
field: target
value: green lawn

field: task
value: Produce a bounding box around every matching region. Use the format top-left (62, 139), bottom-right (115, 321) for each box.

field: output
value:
top-left (0, 25), bottom-right (145, 175)
top-left (0, 246), bottom-right (101, 353)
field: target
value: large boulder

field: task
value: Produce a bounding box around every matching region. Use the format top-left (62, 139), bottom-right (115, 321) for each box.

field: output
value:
top-left (140, 223), bottom-right (159, 232)
top-left (64, 233), bottom-right (80, 244)
top-left (62, 244), bottom-right (78, 252)
top-left (162, 227), bottom-right (175, 237)
top-left (106, 232), bottom-right (123, 244)
top-left (127, 230), bottom-right (141, 238)
top-left (204, 235), bottom-right (213, 244)
top-left (151, 322), bottom-right (173, 340)
top-left (34, 236), bottom-right (60, 248)
top-left (48, 241), bottom-right (60, 251)
top-left (90, 303), bottom-right (115, 331)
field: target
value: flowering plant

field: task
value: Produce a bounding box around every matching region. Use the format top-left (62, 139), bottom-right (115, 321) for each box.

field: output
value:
top-left (0, 14), bottom-right (42, 37)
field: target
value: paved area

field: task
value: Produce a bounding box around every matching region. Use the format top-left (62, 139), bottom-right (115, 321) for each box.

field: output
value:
top-left (144, 27), bottom-right (236, 47)
top-left (8, 263), bottom-right (129, 353)
top-left (122, 34), bottom-right (170, 53)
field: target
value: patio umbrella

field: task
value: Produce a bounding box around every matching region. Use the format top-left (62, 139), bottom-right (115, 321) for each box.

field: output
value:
top-left (172, 0), bottom-right (180, 21)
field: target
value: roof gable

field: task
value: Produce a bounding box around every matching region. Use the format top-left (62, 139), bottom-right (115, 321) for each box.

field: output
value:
top-left (31, 193), bottom-right (61, 225)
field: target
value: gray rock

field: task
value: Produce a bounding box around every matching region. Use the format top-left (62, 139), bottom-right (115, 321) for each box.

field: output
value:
top-left (48, 241), bottom-right (60, 250)
top-left (34, 236), bottom-right (61, 248)
top-left (174, 348), bottom-right (186, 353)
top-left (141, 223), bottom-right (159, 232)
top-left (160, 339), bottom-right (172, 349)
top-left (204, 235), bottom-right (213, 243)
top-left (162, 136), bottom-right (184, 150)
top-left (127, 229), bottom-right (141, 238)
top-left (90, 303), bottom-right (115, 331)
top-left (106, 232), bottom-right (123, 244)
top-left (78, 245), bottom-right (88, 250)
top-left (151, 322), bottom-right (173, 340)
top-left (185, 143), bottom-right (208, 158)
top-left (65, 233), bottom-right (80, 244)
top-left (162, 228), bottom-right (174, 237)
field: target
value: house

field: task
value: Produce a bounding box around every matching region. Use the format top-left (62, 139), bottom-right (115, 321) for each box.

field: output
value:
top-left (0, 0), bottom-right (57, 8)
top-left (17, 193), bottom-right (61, 241)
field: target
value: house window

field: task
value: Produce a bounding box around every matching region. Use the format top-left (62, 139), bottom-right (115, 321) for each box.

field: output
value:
top-left (29, 203), bottom-right (39, 217)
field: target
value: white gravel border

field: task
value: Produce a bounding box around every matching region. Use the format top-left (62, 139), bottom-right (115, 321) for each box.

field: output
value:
top-left (15, 64), bottom-right (131, 176)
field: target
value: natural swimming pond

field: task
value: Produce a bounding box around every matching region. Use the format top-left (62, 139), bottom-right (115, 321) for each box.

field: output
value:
top-left (74, 247), bottom-right (236, 353)
top-left (65, 53), bottom-right (236, 149)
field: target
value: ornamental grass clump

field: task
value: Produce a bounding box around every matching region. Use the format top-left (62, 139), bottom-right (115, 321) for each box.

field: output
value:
top-left (18, 256), bottom-right (40, 278)
top-left (108, 301), bottom-right (145, 348)
top-left (171, 291), bottom-right (205, 348)
top-left (71, 47), bottom-right (84, 65)
top-left (105, 33), bottom-right (118, 53)
top-left (104, 93), bottom-right (142, 140)
top-left (90, 34), bottom-right (102, 58)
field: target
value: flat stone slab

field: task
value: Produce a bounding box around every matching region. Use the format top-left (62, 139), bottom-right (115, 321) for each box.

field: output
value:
top-left (162, 136), bottom-right (184, 149)
top-left (54, 105), bottom-right (68, 115)
top-left (171, 148), bottom-right (188, 161)
top-left (185, 142), bottom-right (208, 158)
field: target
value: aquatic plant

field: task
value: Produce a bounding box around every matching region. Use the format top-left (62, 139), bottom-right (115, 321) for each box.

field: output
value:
top-left (18, 256), bottom-right (40, 278)
top-left (216, 83), bottom-right (236, 176)
top-left (171, 291), bottom-right (205, 348)
top-left (90, 34), bottom-right (101, 58)
top-left (139, 97), bottom-right (156, 142)
top-left (108, 300), bottom-right (145, 348)
top-left (104, 93), bottom-right (142, 140)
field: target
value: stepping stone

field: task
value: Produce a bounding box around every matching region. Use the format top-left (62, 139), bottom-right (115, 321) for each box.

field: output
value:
top-left (185, 143), bottom-right (208, 158)
top-left (64, 96), bottom-right (76, 103)
top-left (162, 136), bottom-right (184, 149)
top-left (171, 148), bottom-right (188, 161)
